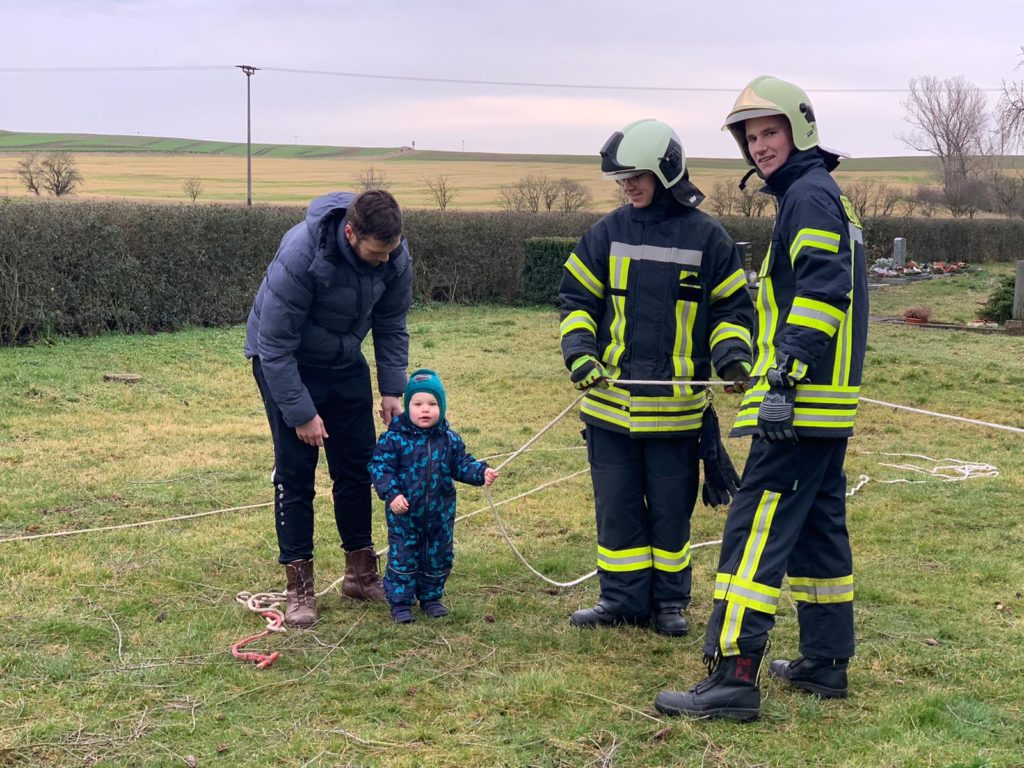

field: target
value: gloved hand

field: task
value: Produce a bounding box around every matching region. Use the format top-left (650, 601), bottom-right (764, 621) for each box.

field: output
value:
top-left (570, 355), bottom-right (608, 390)
top-left (699, 404), bottom-right (741, 507)
top-left (721, 361), bottom-right (751, 394)
top-left (765, 365), bottom-right (798, 389)
top-left (757, 385), bottom-right (798, 443)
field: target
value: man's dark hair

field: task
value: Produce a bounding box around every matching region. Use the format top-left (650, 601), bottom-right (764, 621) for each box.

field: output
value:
top-left (346, 189), bottom-right (403, 242)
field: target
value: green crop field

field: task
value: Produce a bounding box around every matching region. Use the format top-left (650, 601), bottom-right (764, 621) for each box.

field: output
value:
top-left (4, 129), bottom-right (1010, 211)
top-left (2, 267), bottom-right (1023, 766)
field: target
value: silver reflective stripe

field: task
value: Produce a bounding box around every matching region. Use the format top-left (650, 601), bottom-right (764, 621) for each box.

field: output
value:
top-left (790, 583), bottom-right (854, 599)
top-left (789, 304), bottom-right (842, 332)
top-left (610, 241), bottom-right (703, 268)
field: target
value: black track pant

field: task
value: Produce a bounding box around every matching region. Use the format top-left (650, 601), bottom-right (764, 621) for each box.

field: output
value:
top-left (253, 357), bottom-right (375, 564)
top-left (586, 425), bottom-right (699, 620)
top-left (703, 436), bottom-right (854, 659)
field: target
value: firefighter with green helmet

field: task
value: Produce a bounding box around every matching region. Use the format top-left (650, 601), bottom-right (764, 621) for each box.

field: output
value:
top-left (656, 76), bottom-right (869, 720)
top-left (559, 118), bottom-right (755, 637)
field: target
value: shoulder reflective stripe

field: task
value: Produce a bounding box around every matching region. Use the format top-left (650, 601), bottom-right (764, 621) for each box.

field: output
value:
top-left (714, 572), bottom-right (781, 613)
top-left (788, 574), bottom-right (854, 604)
top-left (711, 268), bottom-right (747, 302)
top-left (789, 297), bottom-right (845, 336)
top-left (602, 256), bottom-right (629, 367)
top-left (652, 543), bottom-right (691, 572)
top-left (710, 321), bottom-right (752, 350)
top-left (565, 253), bottom-right (604, 299)
top-left (839, 195), bottom-right (863, 228)
top-left (610, 241), bottom-right (703, 267)
top-left (789, 228), bottom-right (841, 262)
top-left (597, 544), bottom-right (653, 572)
top-left (559, 310), bottom-right (597, 338)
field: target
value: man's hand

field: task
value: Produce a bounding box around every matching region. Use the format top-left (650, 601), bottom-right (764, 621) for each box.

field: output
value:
top-left (379, 395), bottom-right (403, 424)
top-left (483, 468), bottom-right (499, 487)
top-left (295, 415), bottom-right (329, 447)
top-left (757, 387), bottom-right (798, 443)
top-left (721, 361), bottom-right (751, 394)
top-left (570, 355), bottom-right (608, 390)
top-left (390, 494), bottom-right (409, 514)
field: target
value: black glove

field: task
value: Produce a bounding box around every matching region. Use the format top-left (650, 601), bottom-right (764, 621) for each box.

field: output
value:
top-left (757, 385), bottom-right (798, 443)
top-left (721, 361), bottom-right (751, 394)
top-left (569, 355), bottom-right (608, 390)
top-left (699, 404), bottom-right (742, 507)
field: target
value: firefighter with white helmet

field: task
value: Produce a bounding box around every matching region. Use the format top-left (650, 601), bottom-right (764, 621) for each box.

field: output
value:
top-left (656, 76), bottom-right (869, 720)
top-left (559, 119), bottom-right (755, 637)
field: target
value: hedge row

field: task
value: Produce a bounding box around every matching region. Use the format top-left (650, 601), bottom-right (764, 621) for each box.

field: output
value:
top-left (1, 197), bottom-right (1022, 345)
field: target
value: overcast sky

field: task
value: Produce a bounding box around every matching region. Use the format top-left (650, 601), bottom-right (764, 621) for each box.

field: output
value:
top-left (1, 0), bottom-right (1021, 158)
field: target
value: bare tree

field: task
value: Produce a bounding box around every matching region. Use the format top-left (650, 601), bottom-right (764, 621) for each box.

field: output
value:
top-left (899, 76), bottom-right (989, 194)
top-left (16, 153), bottom-right (42, 195)
top-left (999, 47), bottom-right (1024, 149)
top-left (498, 175), bottom-right (548, 212)
top-left (183, 177), bottom-right (203, 203)
top-left (706, 180), bottom-right (737, 217)
top-left (734, 185), bottom-right (772, 217)
top-left (555, 178), bottom-right (592, 212)
top-left (423, 174), bottom-right (457, 211)
top-left (40, 151), bottom-right (83, 196)
top-left (356, 167), bottom-right (391, 192)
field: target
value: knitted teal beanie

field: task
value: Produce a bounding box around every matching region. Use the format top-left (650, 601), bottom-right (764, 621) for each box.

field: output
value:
top-left (404, 369), bottom-right (446, 422)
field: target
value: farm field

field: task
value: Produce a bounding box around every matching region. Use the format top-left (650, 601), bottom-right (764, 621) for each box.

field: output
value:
top-left (0, 129), bottom-right (1001, 210)
top-left (2, 269), bottom-right (1024, 766)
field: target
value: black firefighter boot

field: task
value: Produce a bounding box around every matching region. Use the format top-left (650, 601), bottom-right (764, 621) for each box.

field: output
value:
top-left (570, 600), bottom-right (636, 628)
top-left (768, 656), bottom-right (849, 698)
top-left (652, 603), bottom-right (689, 637)
top-left (655, 652), bottom-right (763, 722)
top-left (284, 559), bottom-right (318, 628)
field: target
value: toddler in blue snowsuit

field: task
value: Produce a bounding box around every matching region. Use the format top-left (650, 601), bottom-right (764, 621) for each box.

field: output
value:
top-left (369, 369), bottom-right (498, 623)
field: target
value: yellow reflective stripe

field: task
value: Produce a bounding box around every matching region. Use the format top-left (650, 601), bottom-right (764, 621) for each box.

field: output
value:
top-left (710, 321), bottom-right (751, 351)
top-left (672, 284), bottom-right (697, 396)
top-left (582, 386), bottom-right (708, 433)
top-left (652, 543), bottom-right (691, 572)
top-left (559, 310), bottom-right (597, 338)
top-left (840, 195), bottom-right (863, 228)
top-left (751, 245), bottom-right (778, 377)
top-left (718, 489), bottom-right (781, 654)
top-left (789, 575), bottom-right (854, 604)
top-left (789, 228), bottom-right (840, 262)
top-left (711, 268), bottom-right (747, 302)
top-left (714, 573), bottom-right (781, 613)
top-left (789, 358), bottom-right (809, 381)
top-left (734, 383), bottom-right (860, 430)
top-left (833, 221), bottom-right (860, 387)
top-left (565, 253), bottom-right (604, 299)
top-left (788, 297), bottom-right (845, 337)
top-left (603, 256), bottom-right (628, 367)
top-left (597, 544), bottom-right (652, 572)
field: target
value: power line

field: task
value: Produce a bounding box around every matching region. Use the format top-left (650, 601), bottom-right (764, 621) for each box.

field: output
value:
top-left (0, 64), bottom-right (1006, 93)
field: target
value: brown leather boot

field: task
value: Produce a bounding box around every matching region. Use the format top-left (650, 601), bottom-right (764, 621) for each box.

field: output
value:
top-left (284, 559), bottom-right (317, 627)
top-left (342, 547), bottom-right (386, 602)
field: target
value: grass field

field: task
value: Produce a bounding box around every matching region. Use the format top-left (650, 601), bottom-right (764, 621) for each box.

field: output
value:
top-left (2, 268), bottom-right (1024, 766)
top-left (0, 129), bottom-right (996, 210)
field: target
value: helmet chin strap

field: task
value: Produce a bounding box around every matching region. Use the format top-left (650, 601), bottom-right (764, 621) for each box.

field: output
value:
top-left (738, 167), bottom-right (759, 191)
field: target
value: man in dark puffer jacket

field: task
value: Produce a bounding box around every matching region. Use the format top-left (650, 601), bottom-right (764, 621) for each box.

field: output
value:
top-left (245, 189), bottom-right (413, 627)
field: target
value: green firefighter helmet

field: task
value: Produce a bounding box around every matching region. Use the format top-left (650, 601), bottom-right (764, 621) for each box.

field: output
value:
top-left (722, 75), bottom-right (820, 167)
top-left (599, 118), bottom-right (704, 207)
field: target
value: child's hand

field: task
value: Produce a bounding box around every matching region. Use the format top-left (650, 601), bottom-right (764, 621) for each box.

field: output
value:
top-left (483, 468), bottom-right (499, 487)
top-left (390, 494), bottom-right (409, 514)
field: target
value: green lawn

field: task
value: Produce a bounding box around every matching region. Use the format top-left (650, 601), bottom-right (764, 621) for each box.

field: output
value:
top-left (1, 295), bottom-right (1023, 766)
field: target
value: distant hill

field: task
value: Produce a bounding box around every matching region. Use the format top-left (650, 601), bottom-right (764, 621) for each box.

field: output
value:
top-left (0, 129), bottom-right (977, 172)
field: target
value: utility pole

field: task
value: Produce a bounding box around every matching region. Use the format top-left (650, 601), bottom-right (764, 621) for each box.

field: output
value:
top-left (237, 65), bottom-right (259, 206)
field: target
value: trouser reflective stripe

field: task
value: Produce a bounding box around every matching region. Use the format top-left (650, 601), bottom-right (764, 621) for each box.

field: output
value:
top-left (703, 436), bottom-right (855, 659)
top-left (587, 425), bottom-right (699, 618)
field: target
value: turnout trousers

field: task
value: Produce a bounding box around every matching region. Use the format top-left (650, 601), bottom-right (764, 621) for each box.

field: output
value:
top-left (253, 357), bottom-right (375, 564)
top-left (703, 436), bottom-right (855, 659)
top-left (586, 424), bottom-right (699, 620)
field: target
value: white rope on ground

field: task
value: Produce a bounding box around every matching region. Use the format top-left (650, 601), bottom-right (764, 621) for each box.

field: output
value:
top-left (0, 502), bottom-right (272, 545)
top-left (845, 453), bottom-right (998, 498)
top-left (860, 397), bottom-right (1024, 435)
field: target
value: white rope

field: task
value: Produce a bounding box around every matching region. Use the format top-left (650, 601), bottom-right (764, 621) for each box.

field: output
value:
top-left (0, 502), bottom-right (272, 544)
top-left (608, 378), bottom-right (730, 387)
top-left (860, 397), bottom-right (1024, 435)
top-left (845, 453), bottom-right (998, 498)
